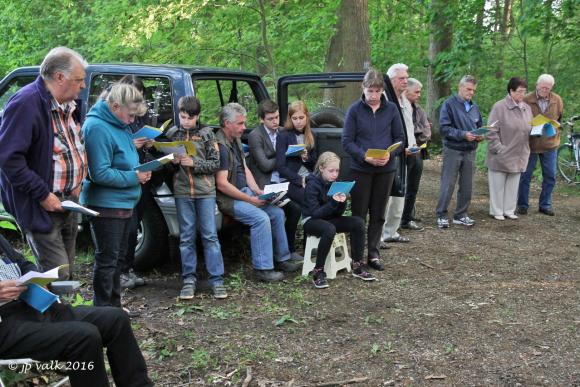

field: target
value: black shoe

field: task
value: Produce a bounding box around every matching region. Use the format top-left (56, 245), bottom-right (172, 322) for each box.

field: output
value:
top-left (410, 215), bottom-right (422, 222)
top-left (312, 269), bottom-right (329, 289)
top-left (276, 260), bottom-right (302, 272)
top-left (379, 241), bottom-right (391, 250)
top-left (516, 207), bottom-right (528, 215)
top-left (539, 207), bottom-right (555, 216)
top-left (400, 220), bottom-right (424, 231)
top-left (253, 269), bottom-right (285, 282)
top-left (368, 258), bottom-right (385, 271)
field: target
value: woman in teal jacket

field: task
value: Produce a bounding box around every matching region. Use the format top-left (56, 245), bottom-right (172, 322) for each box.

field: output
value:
top-left (81, 83), bottom-right (151, 307)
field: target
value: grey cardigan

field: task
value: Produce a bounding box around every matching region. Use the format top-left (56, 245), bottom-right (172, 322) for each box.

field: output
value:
top-left (247, 124), bottom-right (278, 189)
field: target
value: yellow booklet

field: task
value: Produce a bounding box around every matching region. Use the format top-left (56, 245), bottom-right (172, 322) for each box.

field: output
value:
top-left (153, 141), bottom-right (197, 156)
top-left (530, 114), bottom-right (560, 128)
top-left (365, 141), bottom-right (403, 158)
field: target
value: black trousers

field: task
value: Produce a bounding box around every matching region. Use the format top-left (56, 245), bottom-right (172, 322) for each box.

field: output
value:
top-left (283, 199), bottom-right (302, 253)
top-left (0, 303), bottom-right (152, 387)
top-left (89, 216), bottom-right (132, 307)
top-left (350, 170), bottom-right (395, 259)
top-left (122, 185), bottom-right (150, 273)
top-left (402, 153), bottom-right (424, 224)
top-left (303, 216), bottom-right (365, 269)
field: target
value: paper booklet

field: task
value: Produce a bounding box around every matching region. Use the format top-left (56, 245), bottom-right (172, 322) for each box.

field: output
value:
top-left (365, 141), bottom-right (403, 159)
top-left (327, 181), bottom-right (355, 196)
top-left (285, 144), bottom-right (305, 157)
top-left (259, 182), bottom-right (289, 201)
top-left (134, 153), bottom-right (175, 172)
top-left (17, 265), bottom-right (68, 287)
top-left (19, 283), bottom-right (59, 313)
top-left (530, 115), bottom-right (560, 137)
top-left (408, 143), bottom-right (428, 153)
top-left (153, 141), bottom-right (196, 156)
top-left (61, 201), bottom-right (100, 217)
top-left (132, 118), bottom-right (172, 140)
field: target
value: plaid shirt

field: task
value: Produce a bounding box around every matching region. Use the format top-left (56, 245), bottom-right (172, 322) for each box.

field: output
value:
top-left (50, 98), bottom-right (87, 195)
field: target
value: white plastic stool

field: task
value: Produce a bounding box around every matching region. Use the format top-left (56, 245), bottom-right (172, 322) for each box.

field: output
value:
top-left (302, 233), bottom-right (352, 279)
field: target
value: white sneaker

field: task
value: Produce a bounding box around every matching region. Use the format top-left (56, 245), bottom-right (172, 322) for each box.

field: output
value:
top-left (493, 215), bottom-right (505, 220)
top-left (453, 216), bottom-right (475, 226)
top-left (505, 214), bottom-right (518, 220)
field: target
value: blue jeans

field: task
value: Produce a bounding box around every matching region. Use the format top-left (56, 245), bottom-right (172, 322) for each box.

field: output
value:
top-left (517, 150), bottom-right (557, 210)
top-left (90, 216), bottom-right (132, 307)
top-left (175, 197), bottom-right (224, 286)
top-left (233, 187), bottom-right (291, 270)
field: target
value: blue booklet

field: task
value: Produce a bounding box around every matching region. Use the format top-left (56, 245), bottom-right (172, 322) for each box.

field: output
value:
top-left (327, 181), bottom-right (355, 196)
top-left (285, 144), bottom-right (305, 157)
top-left (471, 128), bottom-right (489, 136)
top-left (132, 125), bottom-right (162, 140)
top-left (19, 283), bottom-right (59, 313)
top-left (134, 154), bottom-right (175, 172)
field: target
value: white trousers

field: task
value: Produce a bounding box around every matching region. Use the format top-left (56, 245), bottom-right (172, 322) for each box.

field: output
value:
top-left (488, 170), bottom-right (521, 216)
top-left (381, 196), bottom-right (405, 240)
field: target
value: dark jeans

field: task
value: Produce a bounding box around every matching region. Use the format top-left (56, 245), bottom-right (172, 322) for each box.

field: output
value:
top-left (121, 185), bottom-right (149, 273)
top-left (89, 216), bottom-right (132, 307)
top-left (402, 153), bottom-right (424, 224)
top-left (283, 199), bottom-right (302, 253)
top-left (303, 216), bottom-right (365, 269)
top-left (0, 303), bottom-right (152, 387)
top-left (517, 149), bottom-right (557, 211)
top-left (350, 170), bottom-right (395, 259)
top-left (24, 211), bottom-right (78, 280)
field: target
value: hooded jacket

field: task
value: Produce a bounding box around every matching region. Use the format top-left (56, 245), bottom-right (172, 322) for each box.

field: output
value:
top-left (80, 100), bottom-right (141, 209)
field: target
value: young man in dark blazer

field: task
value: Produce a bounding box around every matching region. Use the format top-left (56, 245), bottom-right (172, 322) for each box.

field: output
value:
top-left (247, 100), bottom-right (303, 259)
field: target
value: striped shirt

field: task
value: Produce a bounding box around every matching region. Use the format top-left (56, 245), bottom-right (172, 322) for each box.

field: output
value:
top-left (50, 98), bottom-right (87, 195)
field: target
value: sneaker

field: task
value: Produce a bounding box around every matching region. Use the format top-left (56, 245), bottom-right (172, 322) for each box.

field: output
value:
top-left (128, 269), bottom-right (145, 287)
top-left (253, 269), bottom-right (285, 282)
top-left (120, 273), bottom-right (136, 289)
top-left (352, 262), bottom-right (376, 281)
top-left (276, 259), bottom-right (301, 272)
top-left (212, 284), bottom-right (228, 299)
top-left (453, 216), bottom-right (475, 226)
top-left (312, 269), bottom-right (329, 289)
top-left (368, 258), bottom-right (385, 271)
top-left (379, 241), bottom-right (391, 250)
top-left (179, 278), bottom-right (196, 300)
top-left (400, 220), bottom-right (424, 231)
top-left (436, 217), bottom-right (449, 229)
top-left (505, 214), bottom-right (518, 220)
top-left (492, 215), bottom-right (505, 220)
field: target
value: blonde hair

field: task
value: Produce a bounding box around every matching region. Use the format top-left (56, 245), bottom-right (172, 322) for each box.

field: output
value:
top-left (284, 100), bottom-right (315, 150)
top-left (106, 83), bottom-right (147, 116)
top-left (315, 151), bottom-right (340, 174)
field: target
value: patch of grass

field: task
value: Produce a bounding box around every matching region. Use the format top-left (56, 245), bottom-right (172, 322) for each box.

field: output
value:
top-left (226, 268), bottom-right (246, 292)
top-left (71, 293), bottom-right (93, 307)
top-left (209, 305), bottom-right (239, 320)
top-left (371, 343), bottom-right (380, 354)
top-left (76, 248), bottom-right (94, 264)
top-left (465, 255), bottom-right (481, 262)
top-left (158, 338), bottom-right (177, 360)
top-left (555, 182), bottom-right (580, 197)
top-left (567, 324), bottom-right (577, 333)
top-left (257, 296), bottom-right (287, 315)
top-left (444, 344), bottom-right (457, 355)
top-left (191, 349), bottom-right (213, 369)
top-left (175, 304), bottom-right (204, 317)
top-left (275, 314), bottom-right (299, 327)
top-left (364, 315), bottom-right (385, 325)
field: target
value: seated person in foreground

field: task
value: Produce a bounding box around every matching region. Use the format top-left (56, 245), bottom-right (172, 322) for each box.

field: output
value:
top-left (0, 234), bottom-right (152, 387)
top-left (302, 152), bottom-right (375, 288)
top-left (215, 103), bottom-right (302, 282)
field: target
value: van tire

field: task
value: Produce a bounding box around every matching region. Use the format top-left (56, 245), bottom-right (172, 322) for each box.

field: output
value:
top-left (310, 107), bottom-right (345, 128)
top-left (134, 197), bottom-right (168, 271)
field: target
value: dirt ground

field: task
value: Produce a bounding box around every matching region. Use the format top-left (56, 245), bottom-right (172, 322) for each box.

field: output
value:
top-left (6, 158), bottom-right (580, 386)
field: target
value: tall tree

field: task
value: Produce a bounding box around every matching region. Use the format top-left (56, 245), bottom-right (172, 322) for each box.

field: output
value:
top-left (324, 0), bottom-right (371, 108)
top-left (427, 0), bottom-right (454, 136)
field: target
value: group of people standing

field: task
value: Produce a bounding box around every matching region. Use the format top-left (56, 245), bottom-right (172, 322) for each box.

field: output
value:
top-left (436, 73), bottom-right (563, 227)
top-left (0, 44), bottom-right (565, 386)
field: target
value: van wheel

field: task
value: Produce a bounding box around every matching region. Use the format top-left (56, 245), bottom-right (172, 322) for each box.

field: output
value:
top-left (134, 197), bottom-right (168, 271)
top-left (310, 107), bottom-right (345, 128)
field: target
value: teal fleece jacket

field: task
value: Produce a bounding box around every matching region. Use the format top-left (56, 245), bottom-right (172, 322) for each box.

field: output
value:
top-left (80, 100), bottom-right (141, 209)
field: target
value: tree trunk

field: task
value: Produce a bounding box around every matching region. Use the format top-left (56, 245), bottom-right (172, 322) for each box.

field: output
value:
top-left (495, 0), bottom-right (513, 79)
top-left (427, 0), bottom-right (454, 141)
top-left (324, 0), bottom-right (370, 109)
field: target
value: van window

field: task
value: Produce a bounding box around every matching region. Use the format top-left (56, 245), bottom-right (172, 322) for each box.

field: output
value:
top-left (193, 79), bottom-right (260, 129)
top-left (0, 76), bottom-right (36, 109)
top-left (88, 74), bottom-right (173, 128)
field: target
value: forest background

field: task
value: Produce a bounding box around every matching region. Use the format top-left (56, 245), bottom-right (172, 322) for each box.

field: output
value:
top-left (0, 0), bottom-right (578, 133)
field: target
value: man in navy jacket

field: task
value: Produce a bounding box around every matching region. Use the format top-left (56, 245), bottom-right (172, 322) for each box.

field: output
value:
top-left (0, 47), bottom-right (88, 279)
top-left (435, 75), bottom-right (484, 228)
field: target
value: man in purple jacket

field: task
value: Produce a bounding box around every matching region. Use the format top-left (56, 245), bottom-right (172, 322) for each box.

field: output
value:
top-left (0, 47), bottom-right (88, 279)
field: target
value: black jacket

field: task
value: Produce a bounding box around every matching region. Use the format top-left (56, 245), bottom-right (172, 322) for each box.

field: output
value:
top-left (302, 174), bottom-right (346, 220)
top-left (275, 129), bottom-right (317, 186)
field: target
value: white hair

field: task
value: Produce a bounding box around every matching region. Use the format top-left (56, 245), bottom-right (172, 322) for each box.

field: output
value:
top-left (536, 74), bottom-right (555, 85)
top-left (387, 63), bottom-right (408, 79)
top-left (220, 103), bottom-right (246, 127)
top-left (40, 47), bottom-right (87, 81)
top-left (407, 78), bottom-right (423, 90)
top-left (459, 75), bottom-right (477, 87)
